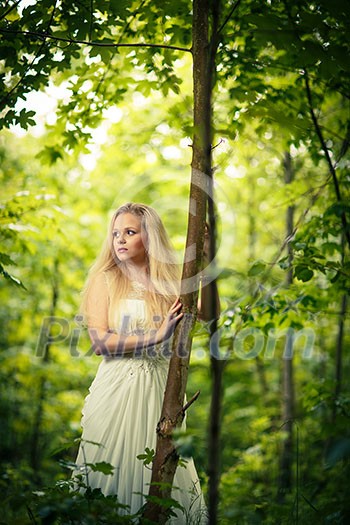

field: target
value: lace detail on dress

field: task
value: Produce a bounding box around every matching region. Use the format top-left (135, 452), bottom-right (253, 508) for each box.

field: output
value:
top-left (125, 351), bottom-right (170, 377)
top-left (128, 280), bottom-right (147, 300)
top-left (108, 283), bottom-right (149, 335)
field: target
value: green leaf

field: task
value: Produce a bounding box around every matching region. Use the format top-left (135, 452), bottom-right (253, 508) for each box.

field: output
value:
top-left (0, 264), bottom-right (26, 289)
top-left (143, 492), bottom-right (184, 512)
top-left (217, 267), bottom-right (239, 280)
top-left (321, 242), bottom-right (341, 255)
top-left (294, 265), bottom-right (314, 282)
top-left (278, 256), bottom-right (290, 270)
top-left (0, 252), bottom-right (16, 266)
top-left (58, 459), bottom-right (78, 470)
top-left (137, 447), bottom-right (155, 466)
top-left (36, 146), bottom-right (64, 165)
top-left (50, 439), bottom-right (81, 456)
top-left (109, 0), bottom-right (130, 17)
top-left (324, 202), bottom-right (350, 218)
top-left (248, 260), bottom-right (266, 277)
top-left (87, 461), bottom-right (115, 475)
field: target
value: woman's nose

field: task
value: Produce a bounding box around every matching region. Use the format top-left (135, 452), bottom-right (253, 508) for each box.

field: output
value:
top-left (118, 235), bottom-right (126, 244)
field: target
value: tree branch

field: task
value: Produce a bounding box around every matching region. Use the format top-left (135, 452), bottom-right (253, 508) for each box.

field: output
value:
top-left (217, 0), bottom-right (242, 34)
top-left (93, 0), bottom-right (150, 100)
top-left (180, 390), bottom-right (200, 416)
top-left (304, 69), bottom-right (350, 250)
top-left (336, 118), bottom-right (350, 166)
top-left (117, 0), bottom-right (149, 42)
top-left (0, 28), bottom-right (192, 53)
top-left (0, 4), bottom-right (58, 110)
top-left (0, 0), bottom-right (22, 22)
top-left (89, 0), bottom-right (93, 42)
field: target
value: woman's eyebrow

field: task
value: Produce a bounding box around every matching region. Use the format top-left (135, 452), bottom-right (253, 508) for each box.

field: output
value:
top-left (113, 226), bottom-right (138, 231)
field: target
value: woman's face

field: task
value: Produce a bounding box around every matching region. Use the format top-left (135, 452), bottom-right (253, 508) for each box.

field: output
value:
top-left (112, 212), bottom-right (147, 266)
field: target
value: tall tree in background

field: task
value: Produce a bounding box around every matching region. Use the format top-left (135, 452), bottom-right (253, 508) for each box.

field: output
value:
top-left (30, 258), bottom-right (59, 478)
top-left (330, 234), bottom-right (347, 429)
top-left (278, 151), bottom-right (295, 500)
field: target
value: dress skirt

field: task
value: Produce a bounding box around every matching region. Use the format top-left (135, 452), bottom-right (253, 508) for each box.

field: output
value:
top-left (73, 354), bottom-right (207, 524)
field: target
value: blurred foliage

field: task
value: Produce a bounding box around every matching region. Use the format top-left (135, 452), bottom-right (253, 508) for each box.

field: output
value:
top-left (0, 0), bottom-right (349, 524)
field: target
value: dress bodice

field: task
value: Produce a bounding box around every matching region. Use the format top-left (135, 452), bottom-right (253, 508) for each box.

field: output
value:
top-left (105, 280), bottom-right (171, 363)
top-left (109, 281), bottom-right (150, 335)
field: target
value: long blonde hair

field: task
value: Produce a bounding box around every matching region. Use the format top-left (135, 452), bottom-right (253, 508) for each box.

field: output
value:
top-left (80, 202), bottom-right (180, 326)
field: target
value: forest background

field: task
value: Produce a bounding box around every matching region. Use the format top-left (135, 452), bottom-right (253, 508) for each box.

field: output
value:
top-left (0, 0), bottom-right (349, 523)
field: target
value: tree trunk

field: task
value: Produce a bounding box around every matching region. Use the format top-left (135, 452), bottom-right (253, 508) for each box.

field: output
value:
top-left (30, 258), bottom-right (59, 478)
top-left (277, 151), bottom-right (295, 500)
top-left (205, 2), bottom-right (224, 522)
top-left (325, 242), bottom-right (347, 455)
top-left (247, 171), bottom-right (269, 399)
top-left (207, 314), bottom-right (223, 525)
top-left (143, 0), bottom-right (212, 521)
top-left (331, 233), bottom-right (347, 426)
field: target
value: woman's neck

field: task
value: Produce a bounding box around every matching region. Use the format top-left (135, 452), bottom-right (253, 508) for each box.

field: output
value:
top-left (125, 262), bottom-right (149, 285)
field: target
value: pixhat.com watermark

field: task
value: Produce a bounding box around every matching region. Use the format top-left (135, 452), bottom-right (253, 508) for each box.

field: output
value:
top-left (35, 315), bottom-right (316, 360)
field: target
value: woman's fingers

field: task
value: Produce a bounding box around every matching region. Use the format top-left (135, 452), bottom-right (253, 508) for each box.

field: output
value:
top-left (166, 300), bottom-right (183, 326)
top-left (169, 300), bottom-right (179, 312)
top-left (172, 311), bottom-right (183, 322)
top-left (168, 299), bottom-right (183, 321)
top-left (156, 300), bottom-right (184, 343)
top-left (170, 298), bottom-right (182, 313)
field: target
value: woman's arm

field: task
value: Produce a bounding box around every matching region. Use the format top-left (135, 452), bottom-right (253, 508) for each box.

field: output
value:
top-left (86, 274), bottom-right (182, 356)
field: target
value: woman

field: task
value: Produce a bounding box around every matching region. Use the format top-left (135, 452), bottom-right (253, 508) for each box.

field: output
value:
top-left (73, 202), bottom-right (206, 523)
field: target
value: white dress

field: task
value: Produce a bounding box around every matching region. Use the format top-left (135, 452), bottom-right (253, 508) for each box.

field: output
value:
top-left (74, 282), bottom-right (207, 524)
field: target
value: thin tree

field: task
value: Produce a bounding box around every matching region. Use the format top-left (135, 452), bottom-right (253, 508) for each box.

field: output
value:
top-left (277, 151), bottom-right (295, 500)
top-left (331, 236), bottom-right (348, 427)
top-left (143, 0), bottom-right (218, 521)
top-left (246, 169), bottom-right (269, 399)
top-left (30, 258), bottom-right (59, 478)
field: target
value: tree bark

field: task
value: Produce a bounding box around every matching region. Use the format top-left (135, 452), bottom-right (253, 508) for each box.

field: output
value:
top-left (277, 151), bottom-right (295, 500)
top-left (143, 0), bottom-right (212, 522)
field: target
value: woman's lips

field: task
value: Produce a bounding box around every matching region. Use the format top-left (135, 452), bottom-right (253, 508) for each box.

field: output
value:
top-left (117, 248), bottom-right (128, 253)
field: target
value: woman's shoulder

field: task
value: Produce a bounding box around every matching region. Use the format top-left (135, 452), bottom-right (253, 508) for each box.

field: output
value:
top-left (90, 269), bottom-right (115, 291)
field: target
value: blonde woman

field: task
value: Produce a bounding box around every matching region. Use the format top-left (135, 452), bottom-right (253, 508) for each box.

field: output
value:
top-left (73, 203), bottom-right (206, 523)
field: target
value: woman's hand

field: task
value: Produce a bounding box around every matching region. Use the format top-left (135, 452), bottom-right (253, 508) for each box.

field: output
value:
top-left (155, 298), bottom-right (183, 344)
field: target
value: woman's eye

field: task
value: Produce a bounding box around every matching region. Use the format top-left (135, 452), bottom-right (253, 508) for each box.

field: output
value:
top-left (113, 230), bottom-right (136, 237)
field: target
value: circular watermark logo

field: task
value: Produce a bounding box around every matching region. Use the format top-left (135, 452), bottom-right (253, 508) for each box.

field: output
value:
top-left (110, 168), bottom-right (235, 294)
